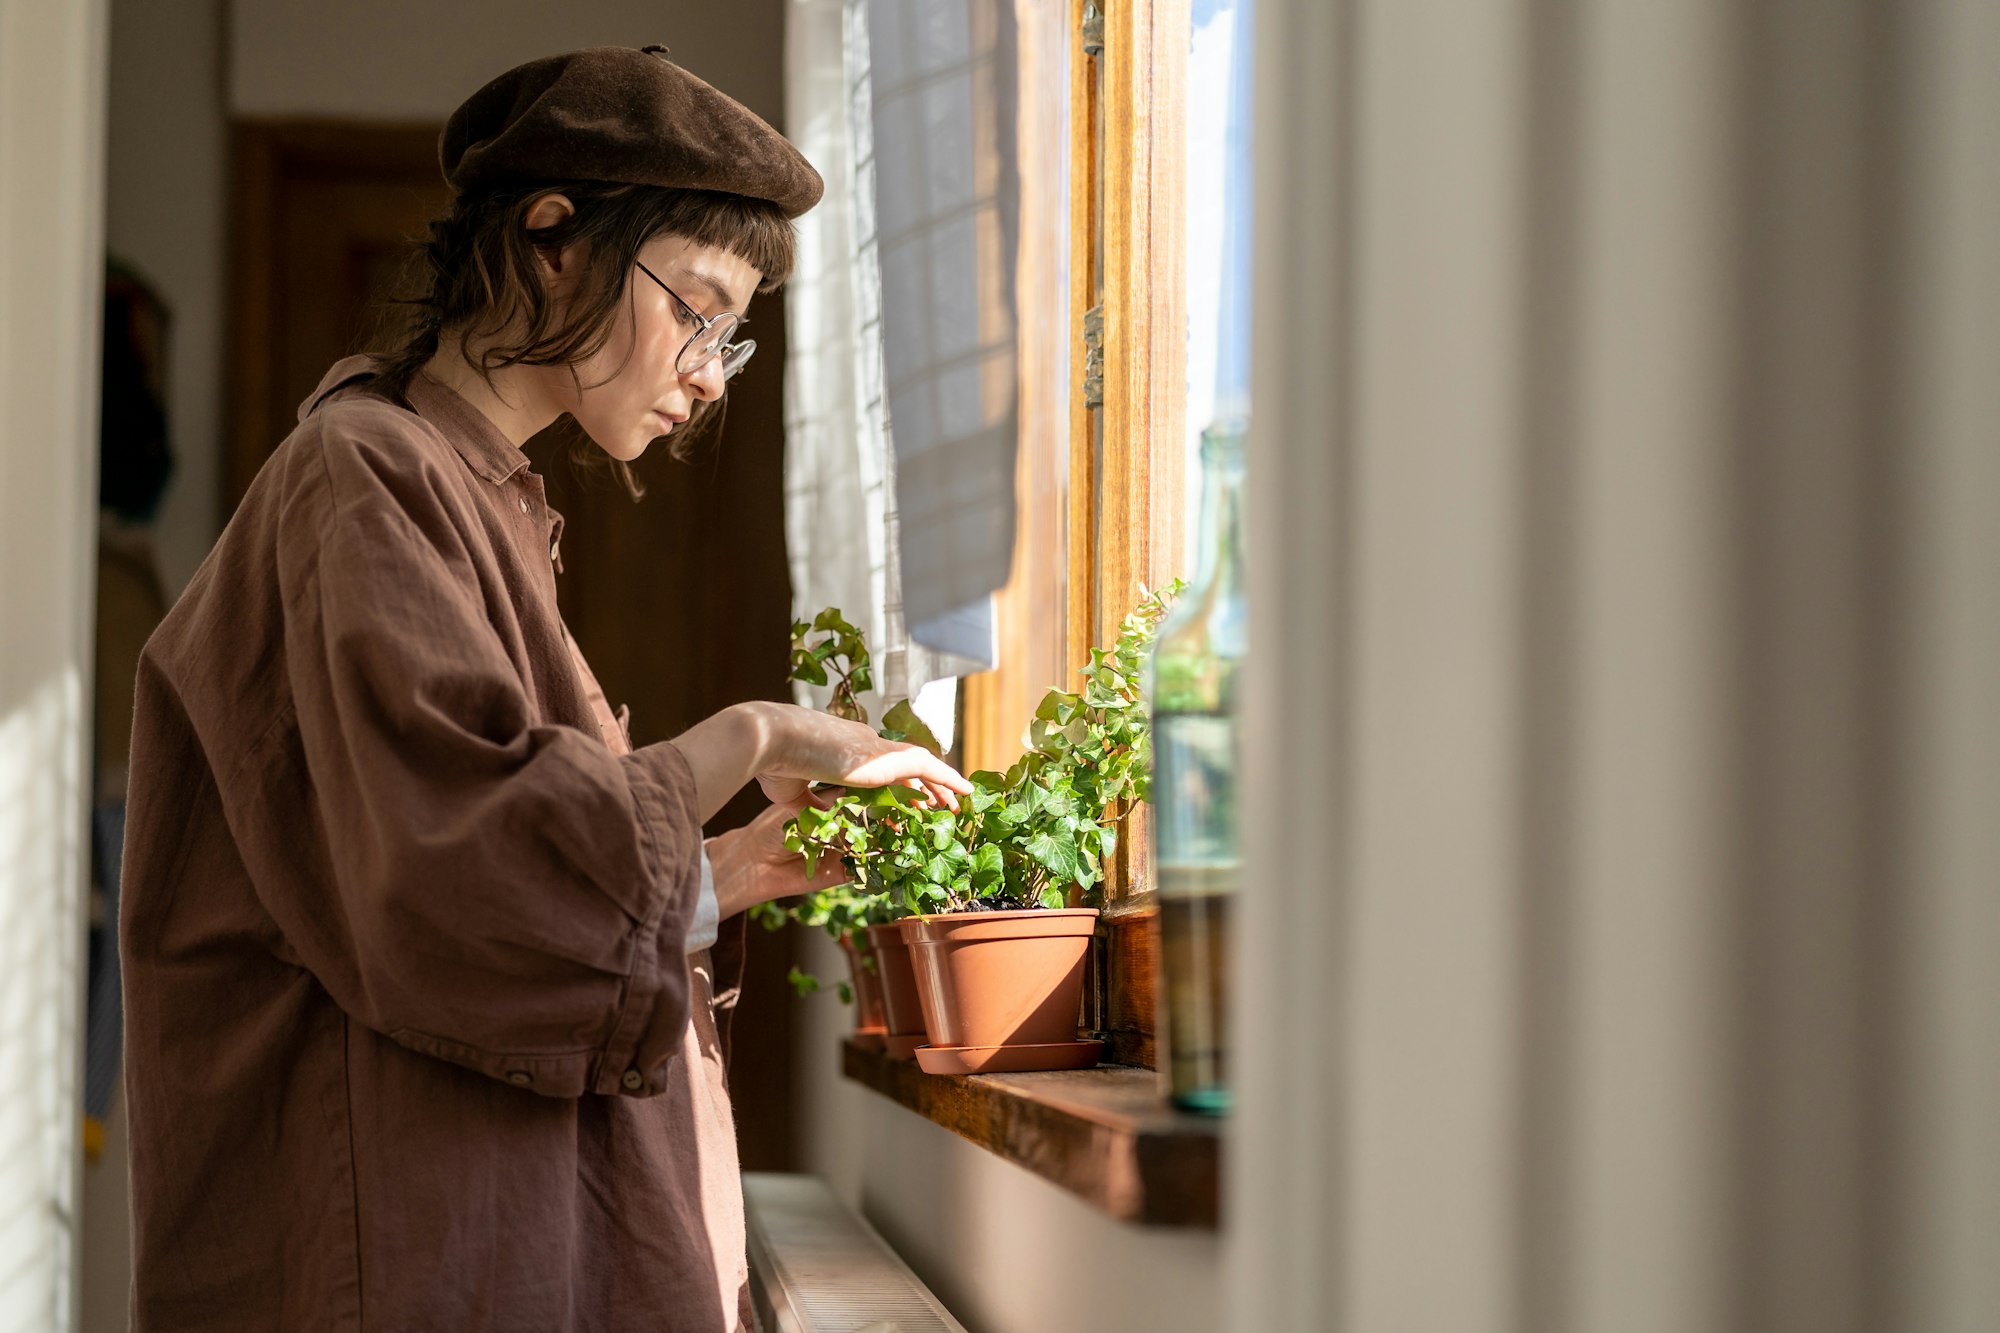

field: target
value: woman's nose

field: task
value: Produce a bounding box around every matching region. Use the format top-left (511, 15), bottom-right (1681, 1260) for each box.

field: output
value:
top-left (684, 356), bottom-right (726, 402)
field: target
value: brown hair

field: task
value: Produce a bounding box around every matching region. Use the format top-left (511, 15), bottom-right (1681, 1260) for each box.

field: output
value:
top-left (371, 181), bottom-right (795, 496)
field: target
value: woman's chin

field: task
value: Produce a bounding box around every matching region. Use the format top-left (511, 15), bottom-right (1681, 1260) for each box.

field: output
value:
top-left (585, 431), bottom-right (652, 463)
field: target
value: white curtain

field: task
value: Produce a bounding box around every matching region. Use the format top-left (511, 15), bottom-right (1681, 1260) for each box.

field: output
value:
top-left (1233, 1), bottom-right (2000, 1330)
top-left (783, 0), bottom-right (1022, 704)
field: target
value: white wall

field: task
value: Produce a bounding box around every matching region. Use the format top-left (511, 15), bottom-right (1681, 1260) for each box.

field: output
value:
top-left (792, 932), bottom-right (1222, 1332)
top-left (231, 0), bottom-right (784, 124)
top-left (0, 1), bottom-right (109, 1330)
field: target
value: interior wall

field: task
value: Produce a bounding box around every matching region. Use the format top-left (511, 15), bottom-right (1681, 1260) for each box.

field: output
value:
top-left (0, 1), bottom-right (109, 1329)
top-left (791, 931), bottom-right (1223, 1332)
top-left (104, 0), bottom-right (227, 600)
top-left (230, 0), bottom-right (784, 124)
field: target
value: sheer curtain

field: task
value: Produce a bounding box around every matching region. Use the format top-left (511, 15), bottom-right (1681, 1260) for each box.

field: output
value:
top-left (783, 0), bottom-right (1022, 711)
top-left (1234, 2), bottom-right (2000, 1330)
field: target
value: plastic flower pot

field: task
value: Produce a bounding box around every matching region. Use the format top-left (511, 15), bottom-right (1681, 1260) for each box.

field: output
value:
top-left (901, 908), bottom-right (1100, 1054)
top-left (840, 933), bottom-right (888, 1049)
top-left (864, 921), bottom-right (929, 1058)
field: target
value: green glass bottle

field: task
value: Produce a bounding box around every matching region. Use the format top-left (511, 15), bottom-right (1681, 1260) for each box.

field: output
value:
top-left (1147, 419), bottom-right (1246, 1114)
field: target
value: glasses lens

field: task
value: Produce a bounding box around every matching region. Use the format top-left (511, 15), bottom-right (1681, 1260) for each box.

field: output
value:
top-left (676, 312), bottom-right (740, 376)
top-left (719, 339), bottom-right (758, 381)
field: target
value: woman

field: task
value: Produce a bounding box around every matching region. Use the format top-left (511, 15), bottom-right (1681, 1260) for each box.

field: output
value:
top-left (118, 47), bottom-right (964, 1332)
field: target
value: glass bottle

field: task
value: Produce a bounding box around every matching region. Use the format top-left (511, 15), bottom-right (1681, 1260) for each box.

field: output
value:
top-left (1147, 418), bottom-right (1246, 1114)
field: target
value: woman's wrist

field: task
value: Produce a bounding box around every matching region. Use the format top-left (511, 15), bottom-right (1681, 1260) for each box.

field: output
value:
top-left (731, 699), bottom-right (780, 774)
top-left (669, 702), bottom-right (775, 823)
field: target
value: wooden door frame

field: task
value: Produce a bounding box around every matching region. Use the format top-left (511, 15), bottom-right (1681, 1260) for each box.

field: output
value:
top-left (226, 119), bottom-right (442, 513)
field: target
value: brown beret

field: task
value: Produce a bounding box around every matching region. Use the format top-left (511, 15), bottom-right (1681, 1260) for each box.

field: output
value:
top-left (440, 45), bottom-right (823, 217)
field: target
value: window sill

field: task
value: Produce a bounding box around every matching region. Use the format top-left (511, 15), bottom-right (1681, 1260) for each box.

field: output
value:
top-left (840, 1037), bottom-right (1221, 1228)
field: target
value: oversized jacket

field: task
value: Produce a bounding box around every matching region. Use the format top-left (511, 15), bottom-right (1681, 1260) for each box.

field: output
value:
top-left (121, 355), bottom-right (752, 1331)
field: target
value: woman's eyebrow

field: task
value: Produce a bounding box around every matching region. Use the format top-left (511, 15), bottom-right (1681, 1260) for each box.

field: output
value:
top-left (673, 267), bottom-right (742, 315)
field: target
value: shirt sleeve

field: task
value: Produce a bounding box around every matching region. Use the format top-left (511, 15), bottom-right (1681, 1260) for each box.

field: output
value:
top-left (264, 431), bottom-right (706, 1100)
top-left (686, 845), bottom-right (721, 954)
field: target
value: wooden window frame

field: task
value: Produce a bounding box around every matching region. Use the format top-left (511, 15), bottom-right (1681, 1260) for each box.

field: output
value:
top-left (962, 0), bottom-right (1189, 1069)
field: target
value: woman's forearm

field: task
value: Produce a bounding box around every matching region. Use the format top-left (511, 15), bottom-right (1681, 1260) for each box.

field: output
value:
top-left (666, 701), bottom-right (773, 823)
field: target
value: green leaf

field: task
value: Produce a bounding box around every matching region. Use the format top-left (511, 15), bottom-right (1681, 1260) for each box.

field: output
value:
top-left (971, 842), bottom-right (1005, 890)
top-left (813, 607), bottom-right (856, 635)
top-left (1024, 828), bottom-right (1082, 885)
top-left (881, 699), bottom-right (944, 755)
top-left (969, 775), bottom-right (1006, 813)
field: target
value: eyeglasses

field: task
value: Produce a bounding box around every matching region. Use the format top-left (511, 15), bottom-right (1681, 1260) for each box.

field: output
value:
top-left (634, 260), bottom-right (757, 381)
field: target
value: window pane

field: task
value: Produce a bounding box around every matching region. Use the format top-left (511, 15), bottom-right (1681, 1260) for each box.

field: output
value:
top-left (1183, 0), bottom-right (1255, 570)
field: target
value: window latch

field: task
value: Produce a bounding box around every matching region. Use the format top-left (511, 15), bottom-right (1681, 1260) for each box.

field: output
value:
top-left (1083, 304), bottom-right (1105, 408)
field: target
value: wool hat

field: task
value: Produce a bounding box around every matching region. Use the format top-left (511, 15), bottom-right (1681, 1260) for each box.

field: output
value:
top-left (439, 45), bottom-right (823, 217)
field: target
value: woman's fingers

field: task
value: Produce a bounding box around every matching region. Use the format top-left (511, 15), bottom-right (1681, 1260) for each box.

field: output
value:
top-left (850, 751), bottom-right (968, 809)
top-left (806, 858), bottom-right (850, 891)
top-left (758, 704), bottom-right (972, 805)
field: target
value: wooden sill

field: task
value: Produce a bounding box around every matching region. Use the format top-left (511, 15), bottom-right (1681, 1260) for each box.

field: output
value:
top-left (840, 1038), bottom-right (1220, 1228)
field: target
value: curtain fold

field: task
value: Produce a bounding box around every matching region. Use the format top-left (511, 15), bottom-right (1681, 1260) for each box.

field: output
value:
top-left (784, 0), bottom-right (1021, 706)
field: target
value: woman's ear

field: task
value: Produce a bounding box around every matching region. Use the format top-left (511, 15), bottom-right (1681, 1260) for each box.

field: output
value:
top-left (522, 191), bottom-right (578, 277)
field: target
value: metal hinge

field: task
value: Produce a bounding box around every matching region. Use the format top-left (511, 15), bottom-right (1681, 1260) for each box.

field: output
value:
top-left (1082, 0), bottom-right (1105, 57)
top-left (1082, 304), bottom-right (1105, 407)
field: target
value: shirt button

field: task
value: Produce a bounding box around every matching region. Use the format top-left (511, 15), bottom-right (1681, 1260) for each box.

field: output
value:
top-left (505, 1070), bottom-right (532, 1086)
top-left (518, 497), bottom-right (530, 513)
top-left (621, 1069), bottom-right (644, 1091)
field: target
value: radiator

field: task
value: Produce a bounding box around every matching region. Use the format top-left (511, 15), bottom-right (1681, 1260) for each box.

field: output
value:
top-left (743, 1172), bottom-right (968, 1333)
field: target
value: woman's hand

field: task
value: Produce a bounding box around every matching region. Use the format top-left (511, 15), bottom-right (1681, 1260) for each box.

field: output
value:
top-left (706, 785), bottom-right (851, 920)
top-left (746, 702), bottom-right (971, 810)
top-left (668, 700), bottom-right (971, 824)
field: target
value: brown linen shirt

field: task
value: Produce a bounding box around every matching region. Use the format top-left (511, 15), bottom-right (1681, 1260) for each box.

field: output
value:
top-left (121, 355), bottom-right (751, 1331)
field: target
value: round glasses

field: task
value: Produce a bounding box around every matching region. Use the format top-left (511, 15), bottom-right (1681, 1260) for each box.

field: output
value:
top-left (634, 259), bottom-right (757, 381)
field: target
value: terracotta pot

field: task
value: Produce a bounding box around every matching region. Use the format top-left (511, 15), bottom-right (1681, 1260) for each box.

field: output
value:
top-left (864, 922), bottom-right (928, 1057)
top-left (840, 933), bottom-right (888, 1048)
top-left (901, 908), bottom-right (1099, 1049)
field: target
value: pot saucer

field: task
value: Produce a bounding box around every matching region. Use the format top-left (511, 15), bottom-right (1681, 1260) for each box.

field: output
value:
top-left (914, 1040), bottom-right (1104, 1076)
top-left (883, 1032), bottom-right (930, 1060)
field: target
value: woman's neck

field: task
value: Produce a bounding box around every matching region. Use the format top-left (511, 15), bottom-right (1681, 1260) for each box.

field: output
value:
top-left (418, 338), bottom-right (562, 449)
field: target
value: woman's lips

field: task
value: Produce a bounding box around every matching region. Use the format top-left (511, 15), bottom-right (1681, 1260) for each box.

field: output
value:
top-left (654, 410), bottom-right (683, 432)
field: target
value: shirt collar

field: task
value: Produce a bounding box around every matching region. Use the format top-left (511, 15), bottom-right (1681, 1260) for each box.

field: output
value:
top-left (296, 354), bottom-right (533, 487)
top-left (402, 365), bottom-right (534, 486)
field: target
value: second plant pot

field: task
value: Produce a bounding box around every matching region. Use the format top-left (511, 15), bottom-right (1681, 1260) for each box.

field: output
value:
top-left (865, 921), bottom-right (929, 1059)
top-left (840, 933), bottom-right (888, 1049)
top-left (901, 908), bottom-right (1102, 1071)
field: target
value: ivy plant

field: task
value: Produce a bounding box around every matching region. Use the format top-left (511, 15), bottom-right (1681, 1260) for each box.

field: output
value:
top-left (783, 581), bottom-right (1184, 917)
top-left (751, 608), bottom-right (917, 996)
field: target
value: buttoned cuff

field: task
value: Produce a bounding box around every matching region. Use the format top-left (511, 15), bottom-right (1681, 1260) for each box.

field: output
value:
top-left (590, 740), bottom-right (704, 1099)
top-left (686, 844), bottom-right (720, 954)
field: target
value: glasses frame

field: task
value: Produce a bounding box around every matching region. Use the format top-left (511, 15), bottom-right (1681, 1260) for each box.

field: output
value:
top-left (634, 259), bottom-right (756, 381)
